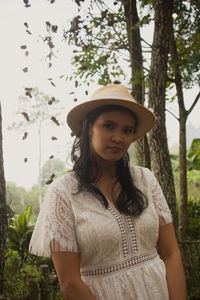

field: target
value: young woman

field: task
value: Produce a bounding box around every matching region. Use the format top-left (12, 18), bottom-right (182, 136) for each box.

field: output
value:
top-left (29, 84), bottom-right (186, 300)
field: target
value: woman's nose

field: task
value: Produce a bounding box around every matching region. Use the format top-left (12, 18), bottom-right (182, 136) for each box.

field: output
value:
top-left (111, 131), bottom-right (123, 143)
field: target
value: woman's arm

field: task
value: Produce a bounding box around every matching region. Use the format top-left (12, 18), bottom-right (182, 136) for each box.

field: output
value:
top-left (51, 251), bottom-right (96, 300)
top-left (157, 223), bottom-right (186, 300)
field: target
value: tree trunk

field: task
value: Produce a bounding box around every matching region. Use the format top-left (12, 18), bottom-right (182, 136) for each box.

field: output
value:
top-left (179, 113), bottom-right (188, 240)
top-left (148, 0), bottom-right (178, 230)
top-left (0, 102), bottom-right (7, 293)
top-left (122, 0), bottom-right (150, 168)
top-left (169, 24), bottom-right (188, 240)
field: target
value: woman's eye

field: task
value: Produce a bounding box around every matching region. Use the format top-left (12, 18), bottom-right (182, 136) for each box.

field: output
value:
top-left (103, 123), bottom-right (113, 129)
top-left (124, 128), bottom-right (134, 134)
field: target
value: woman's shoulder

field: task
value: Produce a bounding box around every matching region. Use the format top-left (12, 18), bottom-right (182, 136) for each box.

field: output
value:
top-left (47, 170), bottom-right (78, 194)
top-left (130, 165), bottom-right (153, 183)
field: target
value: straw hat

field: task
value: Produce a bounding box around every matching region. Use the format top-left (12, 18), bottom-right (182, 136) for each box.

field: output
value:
top-left (67, 84), bottom-right (156, 141)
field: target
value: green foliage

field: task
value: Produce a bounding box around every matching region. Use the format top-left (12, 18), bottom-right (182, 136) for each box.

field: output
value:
top-left (187, 196), bottom-right (200, 239)
top-left (6, 181), bottom-right (27, 214)
top-left (4, 205), bottom-right (62, 298)
top-left (171, 149), bottom-right (200, 200)
top-left (187, 138), bottom-right (200, 170)
top-left (7, 205), bottom-right (34, 262)
top-left (170, 153), bottom-right (179, 172)
top-left (187, 169), bottom-right (200, 184)
top-left (169, 0), bottom-right (200, 89)
top-left (6, 182), bottom-right (40, 219)
top-left (3, 251), bottom-right (42, 296)
top-left (24, 185), bottom-right (40, 217)
top-left (63, 1), bottom-right (129, 86)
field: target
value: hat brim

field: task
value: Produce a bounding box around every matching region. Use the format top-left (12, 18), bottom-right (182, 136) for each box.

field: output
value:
top-left (67, 98), bottom-right (156, 141)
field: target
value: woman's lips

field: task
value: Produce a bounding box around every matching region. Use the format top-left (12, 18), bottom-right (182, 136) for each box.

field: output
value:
top-left (107, 146), bottom-right (122, 152)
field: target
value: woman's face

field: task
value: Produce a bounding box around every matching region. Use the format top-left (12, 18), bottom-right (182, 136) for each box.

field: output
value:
top-left (89, 109), bottom-right (136, 164)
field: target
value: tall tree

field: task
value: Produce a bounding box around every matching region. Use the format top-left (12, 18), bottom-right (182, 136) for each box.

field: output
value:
top-left (0, 102), bottom-right (7, 293)
top-left (148, 0), bottom-right (178, 229)
top-left (122, 0), bottom-right (150, 168)
top-left (168, 0), bottom-right (200, 239)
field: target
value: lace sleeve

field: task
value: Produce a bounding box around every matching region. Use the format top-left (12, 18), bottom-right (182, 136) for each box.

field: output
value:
top-left (29, 182), bottom-right (78, 257)
top-left (150, 171), bottom-right (172, 226)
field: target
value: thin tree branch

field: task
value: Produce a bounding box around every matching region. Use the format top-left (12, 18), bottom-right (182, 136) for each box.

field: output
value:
top-left (141, 37), bottom-right (152, 48)
top-left (187, 90), bottom-right (200, 116)
top-left (165, 108), bottom-right (179, 121)
top-left (143, 66), bottom-right (150, 72)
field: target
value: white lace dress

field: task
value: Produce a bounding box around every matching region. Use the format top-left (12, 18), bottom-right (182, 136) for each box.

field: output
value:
top-left (29, 166), bottom-right (172, 300)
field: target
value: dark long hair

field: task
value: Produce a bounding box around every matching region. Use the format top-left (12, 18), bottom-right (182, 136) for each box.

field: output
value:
top-left (71, 105), bottom-right (148, 217)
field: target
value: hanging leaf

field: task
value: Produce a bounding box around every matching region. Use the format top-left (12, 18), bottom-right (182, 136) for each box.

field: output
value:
top-left (25, 88), bottom-right (32, 98)
top-left (85, 90), bottom-right (88, 95)
top-left (51, 136), bottom-right (57, 140)
top-left (22, 67), bottom-right (28, 73)
top-left (20, 45), bottom-right (27, 49)
top-left (25, 51), bottom-right (29, 57)
top-left (48, 40), bottom-right (54, 49)
top-left (50, 81), bottom-right (56, 87)
top-left (75, 80), bottom-right (78, 88)
top-left (22, 132), bottom-right (28, 140)
top-left (79, 65), bottom-right (87, 71)
top-left (46, 21), bottom-right (51, 28)
top-left (21, 112), bottom-right (30, 121)
top-left (24, 22), bottom-right (29, 28)
top-left (74, 56), bottom-right (79, 62)
top-left (49, 155), bottom-right (54, 159)
top-left (26, 29), bottom-right (32, 35)
top-left (45, 178), bottom-right (53, 185)
top-left (24, 157), bottom-right (28, 163)
top-left (75, 0), bottom-right (85, 6)
top-left (48, 97), bottom-right (55, 105)
top-left (51, 116), bottom-right (60, 126)
top-left (113, 80), bottom-right (121, 84)
top-left (74, 98), bottom-right (78, 102)
top-left (45, 173), bottom-right (55, 185)
top-left (51, 25), bottom-right (58, 33)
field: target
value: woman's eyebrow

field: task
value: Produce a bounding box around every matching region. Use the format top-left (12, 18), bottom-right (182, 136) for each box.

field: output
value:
top-left (103, 119), bottom-right (135, 129)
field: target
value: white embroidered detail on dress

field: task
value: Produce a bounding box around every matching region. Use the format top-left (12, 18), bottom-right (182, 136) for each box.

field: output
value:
top-left (151, 172), bottom-right (172, 225)
top-left (126, 216), bottom-right (138, 253)
top-left (108, 207), bottom-right (138, 257)
top-left (80, 249), bottom-right (158, 277)
top-left (46, 188), bottom-right (78, 252)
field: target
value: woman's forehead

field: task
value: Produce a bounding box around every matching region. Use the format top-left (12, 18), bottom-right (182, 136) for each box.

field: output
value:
top-left (96, 109), bottom-right (136, 125)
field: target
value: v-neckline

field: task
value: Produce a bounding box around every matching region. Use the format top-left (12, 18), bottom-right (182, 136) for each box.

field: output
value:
top-left (91, 184), bottom-right (122, 214)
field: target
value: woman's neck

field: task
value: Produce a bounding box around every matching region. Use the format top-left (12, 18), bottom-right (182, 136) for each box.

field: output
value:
top-left (91, 162), bottom-right (120, 205)
top-left (97, 161), bottom-right (117, 179)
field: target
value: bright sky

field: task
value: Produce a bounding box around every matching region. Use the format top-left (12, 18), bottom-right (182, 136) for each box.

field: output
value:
top-left (0, 0), bottom-right (199, 189)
